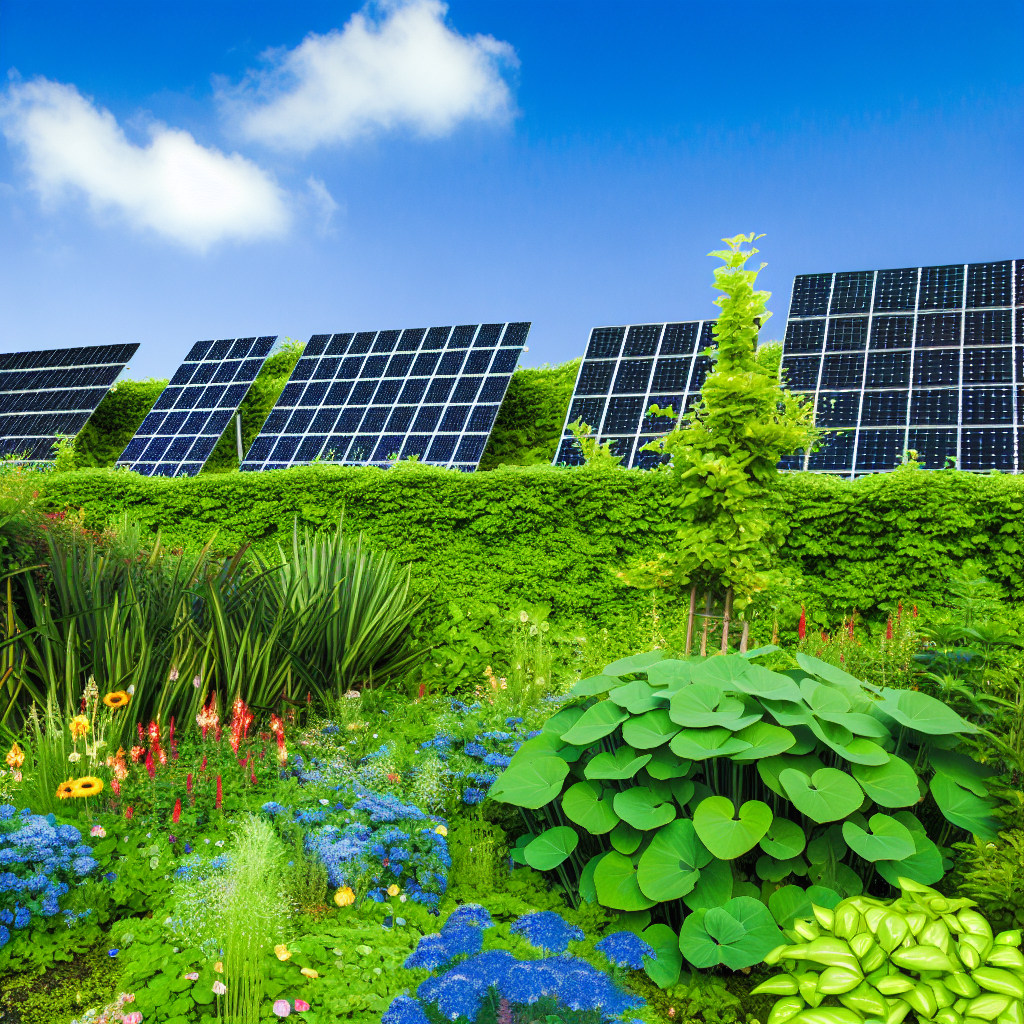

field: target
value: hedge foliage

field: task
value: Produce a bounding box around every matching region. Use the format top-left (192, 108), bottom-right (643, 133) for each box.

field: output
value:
top-left (38, 464), bottom-right (1024, 634)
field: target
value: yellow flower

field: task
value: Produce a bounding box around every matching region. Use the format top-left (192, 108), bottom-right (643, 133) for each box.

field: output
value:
top-left (103, 690), bottom-right (131, 709)
top-left (70, 776), bottom-right (104, 797)
top-left (55, 779), bottom-right (77, 799)
top-left (387, 884), bottom-right (400, 897)
top-left (435, 825), bottom-right (447, 837)
top-left (5, 742), bottom-right (24, 769)
top-left (214, 961), bottom-right (223, 973)
top-left (69, 715), bottom-right (89, 740)
top-left (333, 886), bottom-right (355, 907)
top-left (274, 944), bottom-right (292, 961)
top-left (300, 968), bottom-right (318, 979)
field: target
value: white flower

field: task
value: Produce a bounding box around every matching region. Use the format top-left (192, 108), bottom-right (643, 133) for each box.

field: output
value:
top-left (68, 752), bottom-right (82, 763)
top-left (399, 894), bottom-right (407, 903)
top-left (127, 685), bottom-right (135, 695)
top-left (205, 838), bottom-right (211, 844)
top-left (373, 734), bottom-right (378, 739)
top-left (215, 840), bottom-right (224, 847)
top-left (519, 611), bottom-right (529, 623)
top-left (319, 798), bottom-right (329, 805)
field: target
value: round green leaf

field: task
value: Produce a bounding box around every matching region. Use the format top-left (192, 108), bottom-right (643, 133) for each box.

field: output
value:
top-left (579, 851), bottom-right (608, 903)
top-left (646, 746), bottom-right (693, 780)
top-left (832, 737), bottom-right (891, 766)
top-left (729, 721), bottom-right (796, 760)
top-left (670, 777), bottom-right (695, 807)
top-left (603, 650), bottom-right (666, 677)
top-left (800, 679), bottom-right (852, 717)
top-left (929, 773), bottom-right (1001, 839)
top-left (622, 709), bottom-right (681, 750)
top-left (641, 923), bottom-right (683, 989)
top-left (693, 796), bottom-right (773, 860)
top-left (876, 687), bottom-right (976, 735)
top-left (806, 823), bottom-right (847, 864)
top-left (929, 748), bottom-right (998, 797)
top-left (613, 787), bottom-right (677, 830)
top-left (796, 652), bottom-right (879, 699)
top-left (875, 831), bottom-right (944, 886)
top-left (544, 706), bottom-right (586, 735)
top-left (735, 664), bottom-right (803, 703)
top-left (690, 655), bottom-right (752, 688)
top-left (585, 745), bottom-right (652, 781)
top-left (608, 679), bottom-right (656, 707)
top-left (679, 896), bottom-right (782, 970)
top-left (805, 861), bottom-right (864, 898)
top-left (768, 884), bottom-right (814, 928)
top-left (683, 855), bottom-right (732, 910)
top-left (593, 851), bottom-right (657, 911)
top-left (610, 820), bottom-right (644, 854)
top-left (851, 755), bottom-right (919, 808)
top-left (648, 660), bottom-right (693, 692)
top-left (561, 780), bottom-right (621, 834)
top-left (670, 685), bottom-right (760, 729)
top-left (636, 819), bottom-right (713, 901)
top-left (488, 755), bottom-right (569, 809)
top-left (670, 727), bottom-right (752, 760)
top-left (842, 813), bottom-right (916, 862)
top-left (560, 701), bottom-right (630, 746)
top-left (779, 767), bottom-right (864, 823)
top-left (756, 855), bottom-right (806, 882)
top-left (506, 732), bottom-right (583, 770)
top-left (758, 753), bottom-right (826, 797)
top-left (523, 826), bottom-right (579, 871)
top-left (570, 674), bottom-right (617, 697)
top-left (759, 817), bottom-right (806, 859)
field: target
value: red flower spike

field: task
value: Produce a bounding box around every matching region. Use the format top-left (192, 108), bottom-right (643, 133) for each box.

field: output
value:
top-left (848, 616), bottom-right (855, 640)
top-left (172, 797), bottom-right (181, 824)
top-left (913, 605), bottom-right (918, 617)
top-left (145, 750), bottom-right (155, 780)
top-left (186, 773), bottom-right (193, 796)
top-left (125, 805), bottom-right (134, 820)
top-left (111, 778), bottom-right (121, 796)
top-left (137, 723), bottom-right (145, 743)
top-left (886, 617), bottom-right (893, 640)
top-left (418, 683), bottom-right (426, 699)
top-left (216, 775), bottom-right (223, 810)
top-left (200, 755), bottom-right (207, 772)
top-left (798, 606), bottom-right (806, 641)
top-left (898, 601), bottom-right (903, 622)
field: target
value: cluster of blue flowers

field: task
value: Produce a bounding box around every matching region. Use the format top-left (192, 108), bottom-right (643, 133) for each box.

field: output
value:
top-left (383, 905), bottom-right (650, 1023)
top-left (0, 805), bottom-right (99, 947)
top-left (173, 851), bottom-right (230, 882)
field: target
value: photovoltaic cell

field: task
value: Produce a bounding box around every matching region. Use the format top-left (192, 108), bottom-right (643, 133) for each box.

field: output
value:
top-left (0, 343), bottom-right (138, 461)
top-left (554, 320), bottom-right (717, 468)
top-left (241, 324), bottom-right (529, 472)
top-left (781, 258), bottom-right (1023, 476)
top-left (117, 337), bottom-right (275, 476)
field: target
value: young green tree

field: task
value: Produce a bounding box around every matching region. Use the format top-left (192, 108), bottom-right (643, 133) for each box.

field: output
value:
top-left (622, 233), bottom-right (817, 612)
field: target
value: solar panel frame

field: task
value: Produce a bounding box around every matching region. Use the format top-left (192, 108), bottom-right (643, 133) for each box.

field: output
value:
top-left (0, 343), bottom-right (138, 462)
top-left (116, 336), bottom-right (277, 477)
top-left (553, 321), bottom-right (716, 469)
top-left (240, 323), bottom-right (530, 472)
top-left (780, 259), bottom-right (1022, 476)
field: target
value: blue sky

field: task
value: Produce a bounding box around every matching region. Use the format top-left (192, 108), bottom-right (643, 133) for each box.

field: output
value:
top-left (1, 0), bottom-right (1021, 381)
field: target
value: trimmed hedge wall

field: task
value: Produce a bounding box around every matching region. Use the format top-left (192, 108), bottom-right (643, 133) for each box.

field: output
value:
top-left (38, 465), bottom-right (1024, 629)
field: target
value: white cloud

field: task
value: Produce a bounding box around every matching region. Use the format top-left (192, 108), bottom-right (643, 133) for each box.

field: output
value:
top-left (1, 77), bottom-right (291, 251)
top-left (223, 0), bottom-right (517, 152)
top-left (305, 175), bottom-right (341, 236)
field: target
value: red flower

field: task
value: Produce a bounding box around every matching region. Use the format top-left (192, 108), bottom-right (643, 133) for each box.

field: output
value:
top-left (187, 773), bottom-right (194, 800)
top-left (913, 605), bottom-right (918, 617)
top-left (111, 777), bottom-right (121, 796)
top-left (145, 750), bottom-right (155, 780)
top-left (200, 755), bottom-right (207, 772)
top-left (886, 617), bottom-right (893, 641)
top-left (216, 775), bottom-right (223, 810)
top-left (137, 723), bottom-right (145, 743)
top-left (172, 797), bottom-right (181, 824)
top-left (125, 805), bottom-right (134, 820)
top-left (169, 717), bottom-right (175, 744)
top-left (797, 606), bottom-right (806, 641)
top-left (418, 683), bottom-right (426, 699)
top-left (847, 616), bottom-right (855, 640)
top-left (897, 601), bottom-right (903, 622)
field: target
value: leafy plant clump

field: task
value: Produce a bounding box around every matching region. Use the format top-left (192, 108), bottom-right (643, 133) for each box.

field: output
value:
top-left (489, 648), bottom-right (998, 988)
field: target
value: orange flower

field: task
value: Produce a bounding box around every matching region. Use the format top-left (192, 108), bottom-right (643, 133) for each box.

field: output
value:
top-left (70, 776), bottom-right (104, 797)
top-left (55, 778), bottom-right (76, 799)
top-left (300, 968), bottom-right (318, 979)
top-left (333, 886), bottom-right (355, 908)
top-left (103, 691), bottom-right (131, 709)
top-left (274, 944), bottom-right (292, 961)
top-left (69, 714), bottom-right (89, 740)
top-left (5, 742), bottom-right (24, 769)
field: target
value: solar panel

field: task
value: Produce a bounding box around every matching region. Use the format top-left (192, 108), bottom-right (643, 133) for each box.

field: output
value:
top-left (780, 259), bottom-right (1023, 476)
top-left (0, 344), bottom-right (138, 461)
top-left (117, 337), bottom-right (276, 477)
top-left (553, 321), bottom-right (715, 469)
top-left (240, 323), bottom-right (530, 472)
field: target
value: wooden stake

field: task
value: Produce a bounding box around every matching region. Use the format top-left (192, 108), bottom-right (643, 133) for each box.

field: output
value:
top-left (685, 585), bottom-right (697, 655)
top-left (740, 620), bottom-right (750, 653)
top-left (721, 587), bottom-right (733, 654)
top-left (700, 592), bottom-right (711, 657)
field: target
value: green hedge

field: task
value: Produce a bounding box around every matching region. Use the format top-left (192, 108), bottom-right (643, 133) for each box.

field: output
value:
top-left (38, 465), bottom-right (1024, 631)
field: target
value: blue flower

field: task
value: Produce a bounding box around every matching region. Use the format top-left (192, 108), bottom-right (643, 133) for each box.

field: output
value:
top-left (482, 753), bottom-right (511, 769)
top-left (525, 729), bottom-right (543, 739)
top-left (505, 718), bottom-right (524, 727)
top-left (510, 911), bottom-right (584, 953)
top-left (434, 969), bottom-right (488, 1021)
top-left (103, 871), bottom-right (117, 883)
top-left (0, 925), bottom-right (8, 948)
top-left (321, 724), bottom-right (340, 735)
top-left (13, 905), bottom-right (30, 929)
top-left (596, 930), bottom-right (656, 969)
top-left (444, 904), bottom-right (494, 931)
top-left (405, 933), bottom-right (454, 971)
top-left (462, 787), bottom-right (485, 805)
top-left (381, 995), bottom-right (430, 1024)
top-left (0, 910), bottom-right (11, 924)
top-left (0, 805), bottom-right (15, 821)
top-left (261, 801), bottom-right (289, 817)
top-left (108, 948), bottom-right (119, 957)
top-left (463, 742), bottom-right (488, 759)
top-left (40, 897), bottom-right (59, 917)
top-left (72, 856), bottom-right (97, 877)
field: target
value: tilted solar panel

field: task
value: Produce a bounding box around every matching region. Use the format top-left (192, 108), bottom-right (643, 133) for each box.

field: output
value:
top-left (240, 323), bottom-right (530, 472)
top-left (117, 336), bottom-right (276, 477)
top-left (553, 321), bottom-right (715, 469)
top-left (779, 260), bottom-right (1022, 476)
top-left (0, 343), bottom-right (138, 461)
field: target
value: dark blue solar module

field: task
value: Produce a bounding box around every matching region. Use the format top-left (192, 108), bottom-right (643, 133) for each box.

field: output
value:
top-left (553, 321), bottom-right (715, 469)
top-left (780, 260), bottom-right (1022, 475)
top-left (117, 337), bottom-right (276, 477)
top-left (240, 323), bottom-right (529, 472)
top-left (0, 343), bottom-right (139, 461)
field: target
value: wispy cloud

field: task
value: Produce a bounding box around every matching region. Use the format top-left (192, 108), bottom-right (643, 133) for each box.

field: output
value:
top-left (1, 77), bottom-right (291, 251)
top-left (221, 0), bottom-right (517, 153)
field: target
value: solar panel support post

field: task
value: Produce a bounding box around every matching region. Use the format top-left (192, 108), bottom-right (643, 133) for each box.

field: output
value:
top-left (235, 415), bottom-right (243, 462)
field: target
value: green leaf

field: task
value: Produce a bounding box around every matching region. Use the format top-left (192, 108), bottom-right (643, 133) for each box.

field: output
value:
top-left (613, 787), bottom-right (677, 830)
top-left (610, 820), bottom-right (644, 854)
top-left (690, 654), bottom-right (752, 688)
top-left (806, 824), bottom-right (847, 864)
top-left (641, 923), bottom-right (683, 989)
top-left (757, 753), bottom-right (826, 797)
top-left (523, 827), bottom-right (579, 871)
top-left (768, 884), bottom-right (815, 928)
top-left (841, 813), bottom-right (917, 861)
top-left (796, 653), bottom-right (879, 698)
top-left (875, 831), bottom-right (944, 887)
top-left (929, 749), bottom-right (998, 797)
top-left (929, 773), bottom-right (1001, 839)
top-left (488, 756), bottom-right (569, 808)
top-left (636, 819), bottom-right (713, 901)
top-left (740, 644), bottom-right (781, 661)
top-left (756, 855), bottom-right (806, 882)
top-left (729, 721), bottom-right (796, 760)
top-left (507, 732), bottom-right (585, 769)
top-left (560, 701), bottom-right (630, 745)
top-left (670, 777), bottom-right (695, 807)
top-left (603, 650), bottom-right (666, 677)
top-left (759, 817), bottom-right (806, 859)
top-left (800, 679), bottom-right (852, 717)
top-left (679, 897), bottom-right (782, 970)
top-left (806, 885), bottom-right (842, 909)
top-left (733, 663), bottom-right (803, 702)
top-left (669, 684), bottom-right (761, 729)
top-left (593, 851), bottom-right (658, 911)
top-left (851, 755), bottom-right (920, 808)
top-left (584, 745), bottom-right (652, 781)
top-left (571, 674), bottom-right (618, 697)
top-left (682, 855), bottom-right (732, 911)
top-left (622, 709), bottom-right (681, 750)
top-left (561, 780), bottom-right (620, 834)
top-left (876, 687), bottom-right (976, 735)
top-left (693, 797), bottom-right (773, 859)
top-left (670, 727), bottom-right (752, 760)
top-left (579, 851), bottom-right (608, 903)
top-left (646, 746), bottom-right (693, 780)
top-left (779, 767), bottom-right (864, 823)
top-left (647, 660), bottom-right (693, 692)
top-left (543, 706), bottom-right (586, 735)
top-left (608, 679), bottom-right (657, 707)
top-left (805, 861), bottom-right (864, 898)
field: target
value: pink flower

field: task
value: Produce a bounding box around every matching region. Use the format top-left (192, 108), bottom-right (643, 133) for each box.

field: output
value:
top-left (184, 972), bottom-right (199, 981)
top-left (212, 980), bottom-right (227, 996)
top-left (294, 1000), bottom-right (310, 1012)
top-left (123, 1014), bottom-right (143, 1024)
top-left (193, 674), bottom-right (201, 689)
top-left (90, 825), bottom-right (106, 837)
top-left (273, 1000), bottom-right (291, 1017)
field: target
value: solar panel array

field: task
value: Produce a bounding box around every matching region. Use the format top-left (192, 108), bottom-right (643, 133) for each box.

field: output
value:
top-left (0, 344), bottom-right (138, 461)
top-left (117, 336), bottom-right (276, 477)
top-left (240, 323), bottom-right (530, 472)
top-left (553, 322), bottom-right (716, 468)
top-left (779, 260), bottom-right (1023, 476)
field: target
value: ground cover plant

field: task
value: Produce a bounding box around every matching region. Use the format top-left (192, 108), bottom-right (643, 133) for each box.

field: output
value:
top-left (0, 234), bottom-right (1021, 1024)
